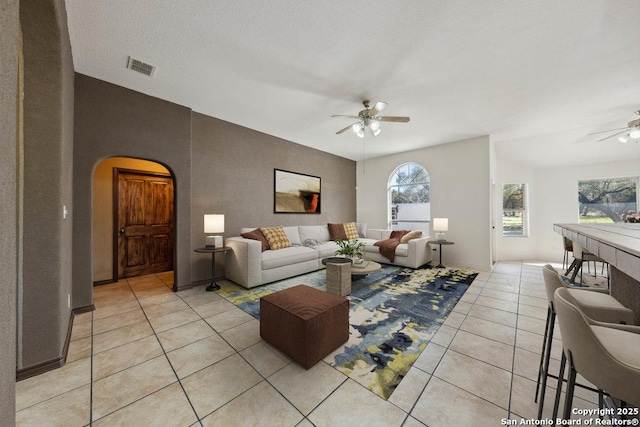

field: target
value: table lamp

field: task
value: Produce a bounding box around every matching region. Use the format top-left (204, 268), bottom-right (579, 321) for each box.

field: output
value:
top-left (433, 218), bottom-right (448, 241)
top-left (204, 214), bottom-right (224, 248)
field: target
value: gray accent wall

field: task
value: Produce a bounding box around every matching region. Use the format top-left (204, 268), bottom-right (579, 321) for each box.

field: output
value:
top-left (1, 0), bottom-right (19, 420)
top-left (74, 74), bottom-right (193, 301)
top-left (19, 0), bottom-right (75, 369)
top-left (191, 113), bottom-right (356, 281)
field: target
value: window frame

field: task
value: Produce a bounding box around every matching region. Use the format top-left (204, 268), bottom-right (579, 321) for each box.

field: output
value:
top-left (387, 163), bottom-right (430, 231)
top-left (502, 183), bottom-right (528, 238)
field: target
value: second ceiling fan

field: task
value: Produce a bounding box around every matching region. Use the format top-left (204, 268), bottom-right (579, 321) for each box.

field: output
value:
top-left (332, 100), bottom-right (410, 138)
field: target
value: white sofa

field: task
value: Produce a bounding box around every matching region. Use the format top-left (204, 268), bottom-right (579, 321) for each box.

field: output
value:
top-left (225, 225), bottom-right (432, 288)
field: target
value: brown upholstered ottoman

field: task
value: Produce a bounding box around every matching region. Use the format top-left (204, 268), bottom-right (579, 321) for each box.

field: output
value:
top-left (260, 284), bottom-right (349, 369)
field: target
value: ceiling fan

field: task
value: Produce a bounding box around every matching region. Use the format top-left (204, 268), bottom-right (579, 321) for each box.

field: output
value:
top-left (332, 100), bottom-right (410, 138)
top-left (589, 109), bottom-right (640, 143)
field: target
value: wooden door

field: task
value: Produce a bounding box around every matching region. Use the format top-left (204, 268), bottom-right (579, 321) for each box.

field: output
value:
top-left (116, 170), bottom-right (174, 279)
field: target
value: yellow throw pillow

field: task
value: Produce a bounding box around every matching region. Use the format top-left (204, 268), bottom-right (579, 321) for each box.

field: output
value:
top-left (343, 222), bottom-right (360, 240)
top-left (260, 226), bottom-right (292, 250)
top-left (400, 230), bottom-right (423, 243)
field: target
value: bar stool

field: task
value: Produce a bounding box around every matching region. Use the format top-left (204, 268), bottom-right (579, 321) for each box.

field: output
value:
top-left (552, 287), bottom-right (640, 421)
top-left (535, 265), bottom-right (636, 419)
top-left (567, 243), bottom-right (610, 288)
top-left (562, 237), bottom-right (573, 271)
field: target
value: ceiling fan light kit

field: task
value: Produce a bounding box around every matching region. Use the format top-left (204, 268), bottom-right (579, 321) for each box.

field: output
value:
top-left (332, 100), bottom-right (410, 138)
top-left (593, 110), bottom-right (640, 143)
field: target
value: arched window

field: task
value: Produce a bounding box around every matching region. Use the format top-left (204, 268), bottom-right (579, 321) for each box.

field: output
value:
top-left (388, 163), bottom-right (431, 233)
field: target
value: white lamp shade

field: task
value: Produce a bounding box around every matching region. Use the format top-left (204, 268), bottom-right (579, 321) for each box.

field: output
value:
top-left (629, 129), bottom-right (640, 139)
top-left (433, 218), bottom-right (448, 232)
top-left (204, 214), bottom-right (224, 233)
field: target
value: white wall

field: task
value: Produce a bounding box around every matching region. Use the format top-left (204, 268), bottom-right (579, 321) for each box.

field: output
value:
top-left (496, 157), bottom-right (640, 262)
top-left (357, 136), bottom-right (492, 271)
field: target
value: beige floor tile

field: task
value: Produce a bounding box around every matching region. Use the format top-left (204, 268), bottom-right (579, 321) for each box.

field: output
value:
top-left (460, 315), bottom-right (516, 346)
top-left (519, 287), bottom-right (548, 300)
top-left (93, 300), bottom-right (141, 320)
top-left (269, 362), bottom-right (346, 415)
top-left (483, 282), bottom-right (520, 294)
top-left (518, 303), bottom-right (548, 320)
top-left (148, 308), bottom-right (201, 333)
top-left (458, 292), bottom-right (478, 304)
top-left (388, 367), bottom-right (431, 413)
top-left (430, 324), bottom-right (458, 347)
top-left (92, 356), bottom-right (177, 420)
top-left (92, 320), bottom-right (154, 354)
top-left (70, 321), bottom-right (92, 341)
top-left (307, 379), bottom-right (407, 427)
top-left (413, 342), bottom-right (447, 374)
top-left (167, 334), bottom-right (236, 379)
top-left (480, 288), bottom-right (520, 302)
top-left (433, 350), bottom-right (511, 409)
top-left (448, 330), bottom-right (514, 371)
top-left (92, 307), bottom-right (146, 335)
top-left (240, 340), bottom-right (292, 377)
top-left (442, 311), bottom-right (466, 329)
top-left (181, 290), bottom-right (224, 308)
top-left (519, 294), bottom-right (548, 309)
top-left (92, 382), bottom-right (197, 427)
top-left (467, 304), bottom-right (518, 327)
top-left (16, 384), bottom-right (90, 427)
top-left (465, 285), bottom-right (482, 295)
top-left (512, 346), bottom-right (561, 384)
top-left (411, 376), bottom-right (507, 427)
top-left (137, 291), bottom-right (182, 309)
top-left (474, 295), bottom-right (518, 313)
top-left (191, 298), bottom-right (236, 317)
top-left (402, 416), bottom-right (428, 427)
top-left (16, 358), bottom-right (91, 411)
top-left (219, 319), bottom-right (262, 351)
top-left (143, 299), bottom-right (189, 318)
top-left (451, 301), bottom-right (473, 314)
top-left (157, 319), bottom-right (215, 352)
top-left (92, 335), bottom-right (164, 380)
top-left (94, 292), bottom-right (138, 309)
top-left (516, 329), bottom-right (562, 361)
top-left (181, 354), bottom-right (262, 419)
top-left (66, 336), bottom-right (91, 363)
top-left (205, 307), bottom-right (255, 332)
top-left (134, 285), bottom-right (173, 300)
top-left (201, 381), bottom-right (303, 427)
top-left (474, 271), bottom-right (492, 282)
top-left (73, 311), bottom-right (93, 324)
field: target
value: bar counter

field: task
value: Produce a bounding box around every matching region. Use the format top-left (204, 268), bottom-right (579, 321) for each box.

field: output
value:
top-left (554, 223), bottom-right (640, 324)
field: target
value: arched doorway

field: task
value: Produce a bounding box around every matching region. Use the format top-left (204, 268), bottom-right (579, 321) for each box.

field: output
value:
top-left (92, 157), bottom-right (176, 285)
top-left (388, 163), bottom-right (431, 234)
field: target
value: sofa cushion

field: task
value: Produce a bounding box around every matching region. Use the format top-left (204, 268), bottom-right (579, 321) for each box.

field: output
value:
top-left (363, 241), bottom-right (409, 257)
top-left (400, 230), bottom-right (423, 243)
top-left (343, 222), bottom-right (359, 239)
top-left (241, 228), bottom-right (270, 252)
top-left (260, 226), bottom-right (292, 250)
top-left (356, 222), bottom-right (367, 238)
top-left (283, 226), bottom-right (301, 246)
top-left (314, 241), bottom-right (340, 258)
top-left (299, 225), bottom-right (331, 244)
top-left (261, 246), bottom-right (318, 270)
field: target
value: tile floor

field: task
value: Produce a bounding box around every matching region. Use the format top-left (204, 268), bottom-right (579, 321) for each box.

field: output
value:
top-left (16, 262), bottom-right (604, 426)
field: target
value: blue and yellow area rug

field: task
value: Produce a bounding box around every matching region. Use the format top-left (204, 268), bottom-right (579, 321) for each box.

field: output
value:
top-left (217, 265), bottom-right (477, 400)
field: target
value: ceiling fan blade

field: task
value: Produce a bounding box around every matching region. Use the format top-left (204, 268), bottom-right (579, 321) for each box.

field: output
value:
top-left (370, 101), bottom-right (387, 115)
top-left (596, 129), bottom-right (629, 142)
top-left (588, 127), bottom-right (630, 136)
top-left (336, 122), bottom-right (359, 135)
top-left (378, 116), bottom-right (410, 123)
top-left (332, 115), bottom-right (361, 120)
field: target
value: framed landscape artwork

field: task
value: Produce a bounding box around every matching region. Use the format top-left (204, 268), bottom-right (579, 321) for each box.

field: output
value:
top-left (274, 169), bottom-right (321, 214)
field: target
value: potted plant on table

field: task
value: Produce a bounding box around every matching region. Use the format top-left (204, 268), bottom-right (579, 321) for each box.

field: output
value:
top-left (334, 238), bottom-right (366, 264)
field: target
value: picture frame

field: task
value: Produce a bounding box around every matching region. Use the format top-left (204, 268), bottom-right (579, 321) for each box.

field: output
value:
top-left (274, 169), bottom-right (321, 214)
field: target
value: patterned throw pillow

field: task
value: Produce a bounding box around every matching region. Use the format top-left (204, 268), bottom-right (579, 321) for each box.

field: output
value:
top-left (343, 222), bottom-right (360, 240)
top-left (260, 226), bottom-right (292, 250)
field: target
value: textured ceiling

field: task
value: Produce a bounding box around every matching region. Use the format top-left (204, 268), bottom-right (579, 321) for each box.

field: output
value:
top-left (66, 0), bottom-right (640, 167)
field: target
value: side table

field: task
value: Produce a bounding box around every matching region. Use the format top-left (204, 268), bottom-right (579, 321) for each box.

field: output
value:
top-left (431, 240), bottom-right (454, 268)
top-left (194, 246), bottom-right (231, 291)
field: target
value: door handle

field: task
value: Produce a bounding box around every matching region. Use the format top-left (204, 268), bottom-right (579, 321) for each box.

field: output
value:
top-left (120, 228), bottom-right (125, 234)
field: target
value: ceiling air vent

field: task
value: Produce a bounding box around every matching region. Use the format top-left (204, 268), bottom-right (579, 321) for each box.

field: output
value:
top-left (127, 56), bottom-right (155, 77)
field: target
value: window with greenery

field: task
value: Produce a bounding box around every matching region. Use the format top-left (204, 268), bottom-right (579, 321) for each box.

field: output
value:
top-left (388, 163), bottom-right (430, 232)
top-left (578, 177), bottom-right (638, 223)
top-left (503, 183), bottom-right (527, 237)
